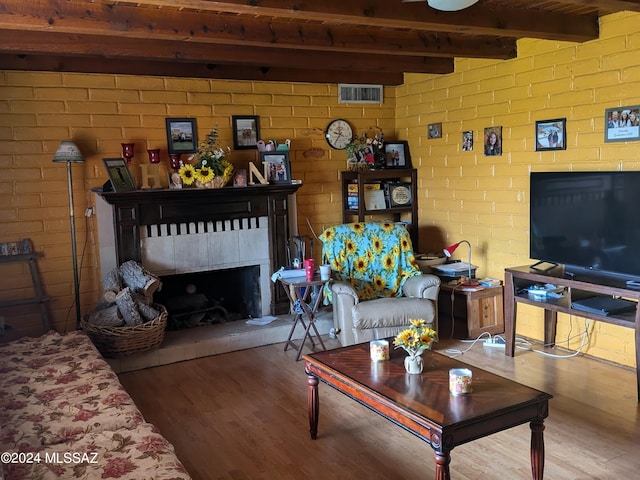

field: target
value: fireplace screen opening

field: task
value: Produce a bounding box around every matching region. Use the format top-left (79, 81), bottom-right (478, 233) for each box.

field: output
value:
top-left (154, 266), bottom-right (261, 330)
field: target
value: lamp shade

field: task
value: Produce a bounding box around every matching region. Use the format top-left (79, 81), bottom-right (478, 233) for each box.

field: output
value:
top-left (443, 241), bottom-right (462, 257)
top-left (52, 141), bottom-right (84, 163)
top-left (427, 0), bottom-right (479, 11)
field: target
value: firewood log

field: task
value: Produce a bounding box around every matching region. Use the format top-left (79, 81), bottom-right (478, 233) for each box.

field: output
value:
top-left (86, 305), bottom-right (123, 327)
top-left (119, 260), bottom-right (162, 299)
top-left (137, 301), bottom-right (161, 322)
top-left (102, 268), bottom-right (122, 303)
top-left (115, 287), bottom-right (143, 326)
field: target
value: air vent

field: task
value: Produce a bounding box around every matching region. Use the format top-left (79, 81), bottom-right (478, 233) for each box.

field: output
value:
top-left (338, 84), bottom-right (384, 104)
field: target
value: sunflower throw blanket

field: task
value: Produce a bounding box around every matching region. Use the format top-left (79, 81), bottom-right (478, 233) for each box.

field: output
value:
top-left (320, 222), bottom-right (420, 302)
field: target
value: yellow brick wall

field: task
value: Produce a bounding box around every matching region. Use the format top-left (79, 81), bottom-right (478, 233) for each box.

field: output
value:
top-left (0, 73), bottom-right (393, 340)
top-left (398, 11), bottom-right (640, 367)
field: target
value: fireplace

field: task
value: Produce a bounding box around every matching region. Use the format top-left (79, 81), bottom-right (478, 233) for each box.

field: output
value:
top-left (154, 266), bottom-right (261, 329)
top-left (94, 183), bottom-right (302, 316)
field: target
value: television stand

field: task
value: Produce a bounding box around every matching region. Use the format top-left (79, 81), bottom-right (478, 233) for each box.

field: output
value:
top-left (504, 264), bottom-right (640, 402)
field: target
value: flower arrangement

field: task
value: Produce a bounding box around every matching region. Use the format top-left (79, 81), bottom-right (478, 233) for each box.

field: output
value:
top-left (179, 128), bottom-right (233, 187)
top-left (346, 127), bottom-right (385, 171)
top-left (393, 319), bottom-right (438, 357)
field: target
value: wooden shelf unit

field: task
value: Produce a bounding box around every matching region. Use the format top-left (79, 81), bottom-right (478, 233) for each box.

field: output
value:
top-left (341, 168), bottom-right (418, 247)
top-left (0, 253), bottom-right (50, 332)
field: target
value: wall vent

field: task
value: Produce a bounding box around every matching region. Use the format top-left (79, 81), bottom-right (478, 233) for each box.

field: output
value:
top-left (338, 84), bottom-right (384, 104)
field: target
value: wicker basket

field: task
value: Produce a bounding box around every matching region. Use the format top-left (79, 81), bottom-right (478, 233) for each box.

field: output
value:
top-left (81, 304), bottom-right (167, 359)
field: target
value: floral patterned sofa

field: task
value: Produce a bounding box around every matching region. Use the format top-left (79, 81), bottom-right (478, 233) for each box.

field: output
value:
top-left (0, 331), bottom-right (191, 480)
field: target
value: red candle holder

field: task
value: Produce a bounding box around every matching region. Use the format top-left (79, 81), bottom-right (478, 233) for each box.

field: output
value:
top-left (147, 149), bottom-right (161, 164)
top-left (169, 153), bottom-right (182, 171)
top-left (121, 143), bottom-right (135, 164)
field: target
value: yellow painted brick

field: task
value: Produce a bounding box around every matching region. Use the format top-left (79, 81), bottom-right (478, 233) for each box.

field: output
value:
top-left (188, 92), bottom-right (233, 104)
top-left (0, 113), bottom-right (37, 127)
top-left (167, 105), bottom-right (213, 117)
top-left (211, 80), bottom-right (254, 93)
top-left (116, 76), bottom-right (166, 90)
top-left (576, 36), bottom-right (628, 60)
top-left (5, 71), bottom-right (63, 86)
top-left (34, 87), bottom-right (88, 101)
top-left (67, 101), bottom-right (119, 114)
top-left (234, 93), bottom-right (274, 105)
top-left (258, 106), bottom-right (294, 117)
top-left (38, 114), bottom-right (91, 127)
top-left (10, 100), bottom-right (65, 113)
top-left (293, 83), bottom-right (330, 96)
top-left (13, 127), bottom-right (69, 141)
top-left (120, 102), bottom-right (167, 115)
top-left (140, 91), bottom-right (188, 103)
top-left (253, 82), bottom-right (292, 94)
top-left (92, 114), bottom-right (141, 127)
top-left (165, 77), bottom-right (213, 92)
top-left (89, 88), bottom-right (140, 102)
top-left (63, 73), bottom-right (116, 88)
top-left (270, 94), bottom-right (310, 107)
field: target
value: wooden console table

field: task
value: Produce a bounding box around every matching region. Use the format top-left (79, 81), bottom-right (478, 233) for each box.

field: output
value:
top-left (504, 264), bottom-right (640, 402)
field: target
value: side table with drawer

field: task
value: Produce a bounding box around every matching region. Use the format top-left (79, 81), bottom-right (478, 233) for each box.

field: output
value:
top-left (437, 283), bottom-right (504, 339)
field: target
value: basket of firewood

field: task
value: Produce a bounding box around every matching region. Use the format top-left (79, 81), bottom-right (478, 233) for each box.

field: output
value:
top-left (81, 260), bottom-right (167, 358)
top-left (81, 304), bottom-right (167, 358)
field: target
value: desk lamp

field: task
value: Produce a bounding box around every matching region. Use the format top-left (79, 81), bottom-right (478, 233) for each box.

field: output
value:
top-left (443, 240), bottom-right (479, 287)
top-left (52, 141), bottom-right (84, 327)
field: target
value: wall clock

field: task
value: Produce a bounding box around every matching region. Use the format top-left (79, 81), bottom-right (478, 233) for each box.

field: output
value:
top-left (388, 184), bottom-right (412, 207)
top-left (325, 119), bottom-right (353, 150)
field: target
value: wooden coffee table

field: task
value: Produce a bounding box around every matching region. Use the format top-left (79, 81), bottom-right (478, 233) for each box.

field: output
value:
top-left (304, 343), bottom-right (552, 480)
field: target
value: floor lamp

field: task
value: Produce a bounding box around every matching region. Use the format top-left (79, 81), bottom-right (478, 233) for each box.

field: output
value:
top-left (52, 141), bottom-right (85, 328)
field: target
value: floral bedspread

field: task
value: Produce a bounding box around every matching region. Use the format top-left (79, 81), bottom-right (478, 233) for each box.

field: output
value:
top-left (0, 331), bottom-right (191, 479)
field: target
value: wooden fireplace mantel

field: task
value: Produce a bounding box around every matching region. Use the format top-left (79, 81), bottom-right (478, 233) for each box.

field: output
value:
top-left (96, 183), bottom-right (302, 315)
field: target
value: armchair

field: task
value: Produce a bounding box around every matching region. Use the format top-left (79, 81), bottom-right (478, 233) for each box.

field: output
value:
top-left (320, 222), bottom-right (440, 346)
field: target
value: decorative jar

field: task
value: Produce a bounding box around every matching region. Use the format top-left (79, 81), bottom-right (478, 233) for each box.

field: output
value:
top-left (404, 354), bottom-right (423, 374)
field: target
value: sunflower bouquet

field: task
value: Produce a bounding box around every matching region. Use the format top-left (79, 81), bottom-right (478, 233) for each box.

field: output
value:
top-left (393, 319), bottom-right (438, 357)
top-left (179, 129), bottom-right (233, 187)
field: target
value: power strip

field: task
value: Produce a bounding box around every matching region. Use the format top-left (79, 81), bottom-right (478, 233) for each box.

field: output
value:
top-left (483, 338), bottom-right (505, 348)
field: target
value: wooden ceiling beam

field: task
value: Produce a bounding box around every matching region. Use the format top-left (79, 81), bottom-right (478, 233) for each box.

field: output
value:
top-left (115, 0), bottom-right (601, 42)
top-left (0, 1), bottom-right (515, 59)
top-left (0, 31), bottom-right (454, 74)
top-left (0, 53), bottom-right (406, 85)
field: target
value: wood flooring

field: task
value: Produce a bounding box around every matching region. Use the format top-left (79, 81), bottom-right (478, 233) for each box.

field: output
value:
top-left (118, 336), bottom-right (640, 480)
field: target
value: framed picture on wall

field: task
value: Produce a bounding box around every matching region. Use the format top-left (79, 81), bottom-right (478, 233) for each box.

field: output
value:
top-left (604, 106), bottom-right (640, 142)
top-left (384, 141), bottom-right (412, 168)
top-left (462, 131), bottom-right (474, 151)
top-left (483, 126), bottom-right (502, 156)
top-left (103, 158), bottom-right (137, 192)
top-left (165, 118), bottom-right (198, 154)
top-left (232, 115), bottom-right (260, 149)
top-left (535, 118), bottom-right (566, 151)
top-left (428, 123), bottom-right (442, 139)
top-left (260, 152), bottom-right (291, 184)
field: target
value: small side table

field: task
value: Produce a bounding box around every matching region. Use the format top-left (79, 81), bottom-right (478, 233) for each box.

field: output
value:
top-left (278, 275), bottom-right (328, 361)
top-left (438, 284), bottom-right (504, 339)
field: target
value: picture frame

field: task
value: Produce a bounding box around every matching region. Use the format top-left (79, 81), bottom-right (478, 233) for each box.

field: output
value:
top-left (535, 118), bottom-right (567, 151)
top-left (103, 158), bottom-right (137, 192)
top-left (428, 123), bottom-right (442, 139)
top-left (260, 152), bottom-right (291, 184)
top-left (604, 106), bottom-right (640, 143)
top-left (168, 171), bottom-right (183, 189)
top-left (462, 131), bottom-right (474, 151)
top-left (384, 141), bottom-right (412, 168)
top-left (232, 115), bottom-right (260, 149)
top-left (165, 118), bottom-right (198, 155)
top-left (387, 183), bottom-right (413, 207)
top-left (483, 126), bottom-right (503, 156)
top-left (233, 169), bottom-right (247, 187)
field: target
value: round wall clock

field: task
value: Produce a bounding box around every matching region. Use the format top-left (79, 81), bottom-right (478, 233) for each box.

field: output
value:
top-left (325, 119), bottom-right (353, 150)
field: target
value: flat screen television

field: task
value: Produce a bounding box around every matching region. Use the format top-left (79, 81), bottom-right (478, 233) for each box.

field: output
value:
top-left (530, 171), bottom-right (640, 283)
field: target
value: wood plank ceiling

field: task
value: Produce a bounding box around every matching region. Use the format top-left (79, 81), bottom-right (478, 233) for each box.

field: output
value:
top-left (0, 0), bottom-right (639, 85)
